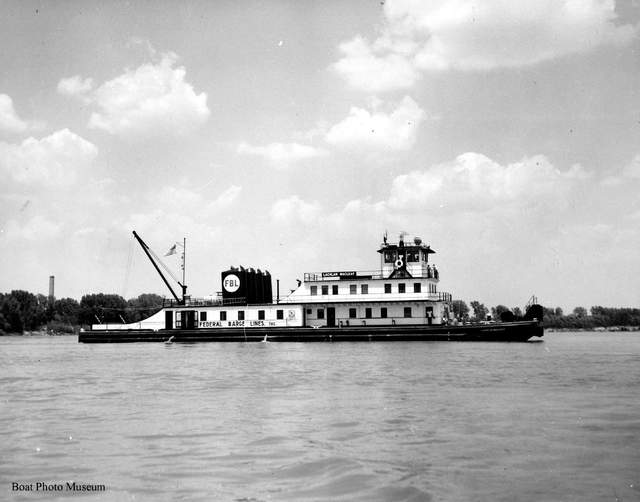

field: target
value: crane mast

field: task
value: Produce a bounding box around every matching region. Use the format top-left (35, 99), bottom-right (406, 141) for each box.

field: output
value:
top-left (132, 230), bottom-right (187, 304)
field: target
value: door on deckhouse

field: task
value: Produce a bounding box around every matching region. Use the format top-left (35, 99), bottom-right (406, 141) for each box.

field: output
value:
top-left (327, 307), bottom-right (336, 327)
top-left (181, 311), bottom-right (197, 329)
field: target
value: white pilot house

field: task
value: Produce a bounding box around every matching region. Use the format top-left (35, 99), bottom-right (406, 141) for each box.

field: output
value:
top-left (279, 234), bottom-right (452, 327)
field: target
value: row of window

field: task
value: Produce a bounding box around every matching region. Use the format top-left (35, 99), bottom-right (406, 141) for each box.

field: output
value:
top-left (200, 309), bottom-right (284, 321)
top-left (383, 250), bottom-right (425, 263)
top-left (306, 307), bottom-right (435, 319)
top-left (310, 282), bottom-right (433, 296)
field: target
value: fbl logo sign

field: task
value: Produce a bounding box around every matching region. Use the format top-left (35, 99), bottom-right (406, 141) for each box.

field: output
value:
top-left (223, 274), bottom-right (241, 293)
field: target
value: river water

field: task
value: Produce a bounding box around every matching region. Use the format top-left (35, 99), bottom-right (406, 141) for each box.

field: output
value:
top-left (1, 333), bottom-right (639, 501)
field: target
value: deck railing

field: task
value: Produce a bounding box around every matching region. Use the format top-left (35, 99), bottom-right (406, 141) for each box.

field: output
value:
top-left (280, 291), bottom-right (452, 303)
top-left (163, 297), bottom-right (252, 308)
top-left (303, 267), bottom-right (440, 282)
top-left (163, 291), bottom-right (452, 307)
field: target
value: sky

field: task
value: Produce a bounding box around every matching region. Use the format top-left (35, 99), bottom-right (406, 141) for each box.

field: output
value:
top-left (1, 0), bottom-right (639, 312)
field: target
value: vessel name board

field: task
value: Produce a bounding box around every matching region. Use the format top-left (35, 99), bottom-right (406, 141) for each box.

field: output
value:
top-left (321, 271), bottom-right (372, 280)
top-left (199, 320), bottom-right (283, 328)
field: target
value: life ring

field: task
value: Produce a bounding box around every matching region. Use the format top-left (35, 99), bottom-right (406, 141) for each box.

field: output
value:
top-left (395, 258), bottom-right (404, 268)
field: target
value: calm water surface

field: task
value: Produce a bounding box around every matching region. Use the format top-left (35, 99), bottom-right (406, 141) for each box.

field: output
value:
top-left (1, 333), bottom-right (639, 501)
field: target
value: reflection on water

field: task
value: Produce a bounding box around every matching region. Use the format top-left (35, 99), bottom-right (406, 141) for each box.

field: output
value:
top-left (1, 333), bottom-right (639, 501)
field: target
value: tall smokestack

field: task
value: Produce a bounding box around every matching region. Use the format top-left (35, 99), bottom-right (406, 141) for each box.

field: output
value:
top-left (49, 275), bottom-right (55, 303)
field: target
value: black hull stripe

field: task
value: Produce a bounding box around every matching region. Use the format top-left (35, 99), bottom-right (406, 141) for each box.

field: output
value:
top-left (79, 322), bottom-right (543, 343)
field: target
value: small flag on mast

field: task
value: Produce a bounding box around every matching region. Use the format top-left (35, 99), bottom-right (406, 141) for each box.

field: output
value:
top-left (164, 241), bottom-right (183, 256)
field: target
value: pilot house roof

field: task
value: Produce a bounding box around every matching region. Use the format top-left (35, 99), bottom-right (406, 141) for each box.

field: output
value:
top-left (377, 238), bottom-right (436, 255)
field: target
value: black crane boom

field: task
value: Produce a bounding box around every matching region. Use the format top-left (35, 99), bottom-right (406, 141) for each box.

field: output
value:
top-left (132, 230), bottom-right (183, 304)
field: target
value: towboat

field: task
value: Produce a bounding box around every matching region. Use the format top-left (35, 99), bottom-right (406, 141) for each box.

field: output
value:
top-left (78, 232), bottom-right (544, 343)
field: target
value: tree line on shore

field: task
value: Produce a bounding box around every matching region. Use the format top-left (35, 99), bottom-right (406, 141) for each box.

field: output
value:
top-left (0, 289), bottom-right (639, 334)
top-left (451, 300), bottom-right (640, 329)
top-left (0, 290), bottom-right (164, 335)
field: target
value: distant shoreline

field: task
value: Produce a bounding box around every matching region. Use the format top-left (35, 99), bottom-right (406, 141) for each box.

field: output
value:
top-left (546, 326), bottom-right (640, 333)
top-left (0, 330), bottom-right (75, 337)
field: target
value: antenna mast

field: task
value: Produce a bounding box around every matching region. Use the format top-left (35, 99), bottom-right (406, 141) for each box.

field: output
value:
top-left (181, 237), bottom-right (187, 301)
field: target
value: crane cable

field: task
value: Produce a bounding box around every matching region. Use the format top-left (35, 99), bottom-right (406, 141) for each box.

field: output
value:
top-left (146, 245), bottom-right (182, 285)
top-left (121, 238), bottom-right (134, 298)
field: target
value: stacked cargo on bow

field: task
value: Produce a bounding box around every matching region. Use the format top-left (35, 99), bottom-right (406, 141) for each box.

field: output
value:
top-left (221, 267), bottom-right (272, 305)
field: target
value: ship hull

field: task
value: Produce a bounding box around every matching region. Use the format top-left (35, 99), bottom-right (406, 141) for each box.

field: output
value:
top-left (78, 321), bottom-right (543, 343)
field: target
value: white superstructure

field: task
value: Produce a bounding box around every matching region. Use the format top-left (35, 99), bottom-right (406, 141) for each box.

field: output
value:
top-left (91, 233), bottom-right (452, 331)
top-left (279, 234), bottom-right (452, 327)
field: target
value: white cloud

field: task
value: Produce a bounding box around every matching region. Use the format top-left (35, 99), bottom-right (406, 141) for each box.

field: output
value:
top-left (622, 154), bottom-right (640, 179)
top-left (270, 195), bottom-right (322, 225)
top-left (333, 0), bottom-right (638, 91)
top-left (127, 209), bottom-right (221, 246)
top-left (155, 184), bottom-right (242, 215)
top-left (122, 184), bottom-right (242, 250)
top-left (57, 75), bottom-right (94, 97)
top-left (599, 153), bottom-right (640, 185)
top-left (237, 141), bottom-right (328, 168)
top-left (325, 96), bottom-right (425, 151)
top-left (0, 94), bottom-right (29, 134)
top-left (267, 152), bottom-right (589, 233)
top-left (2, 215), bottom-right (62, 241)
top-left (291, 120), bottom-right (331, 142)
top-left (324, 198), bottom-right (394, 237)
top-left (0, 129), bottom-right (98, 185)
top-left (213, 185), bottom-right (242, 208)
top-left (82, 52), bottom-right (209, 136)
top-left (331, 36), bottom-right (421, 93)
top-left (388, 152), bottom-right (588, 211)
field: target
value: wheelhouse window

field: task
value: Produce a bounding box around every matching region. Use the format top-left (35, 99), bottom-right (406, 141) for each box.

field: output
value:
top-left (414, 283), bottom-right (421, 293)
top-left (238, 310), bottom-right (245, 321)
top-left (408, 250), bottom-right (419, 262)
top-left (365, 307), bottom-right (372, 319)
top-left (398, 283), bottom-right (406, 293)
top-left (404, 307), bottom-right (412, 318)
top-left (276, 309), bottom-right (283, 320)
top-left (350, 284), bottom-right (357, 294)
top-left (200, 311), bottom-right (207, 321)
top-left (310, 285), bottom-right (318, 296)
top-left (219, 311), bottom-right (227, 321)
top-left (332, 285), bottom-right (339, 295)
top-left (317, 309), bottom-right (325, 319)
top-left (384, 251), bottom-right (394, 263)
top-left (361, 284), bottom-right (368, 294)
top-left (349, 308), bottom-right (357, 318)
top-left (306, 308), bottom-right (312, 315)
top-left (258, 310), bottom-right (265, 320)
top-left (384, 283), bottom-right (392, 294)
top-left (381, 307), bottom-right (387, 318)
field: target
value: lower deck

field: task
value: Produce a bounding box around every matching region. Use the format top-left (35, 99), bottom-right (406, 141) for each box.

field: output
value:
top-left (90, 300), bottom-right (451, 332)
top-left (80, 320), bottom-right (543, 343)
